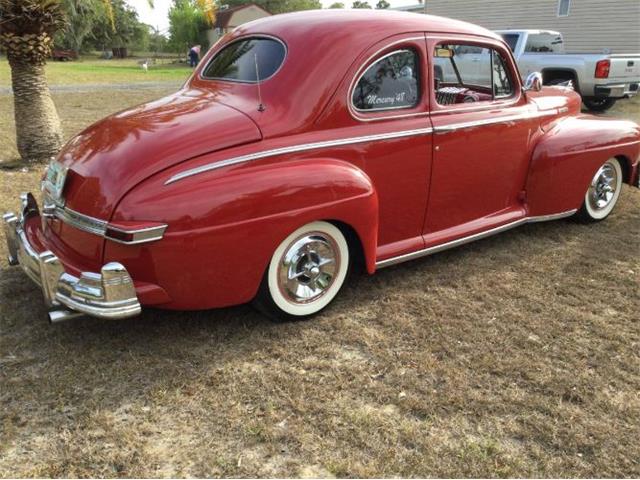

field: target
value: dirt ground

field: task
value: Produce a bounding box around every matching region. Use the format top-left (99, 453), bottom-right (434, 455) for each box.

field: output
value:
top-left (0, 91), bottom-right (639, 477)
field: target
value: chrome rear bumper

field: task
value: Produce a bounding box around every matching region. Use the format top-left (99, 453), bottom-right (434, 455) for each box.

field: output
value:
top-left (3, 193), bottom-right (141, 322)
top-left (594, 82), bottom-right (639, 98)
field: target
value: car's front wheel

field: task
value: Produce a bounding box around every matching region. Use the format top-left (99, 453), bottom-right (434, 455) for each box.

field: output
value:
top-left (575, 158), bottom-right (623, 222)
top-left (253, 221), bottom-right (350, 322)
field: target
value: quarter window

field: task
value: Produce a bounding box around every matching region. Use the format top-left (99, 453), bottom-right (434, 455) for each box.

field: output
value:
top-left (352, 49), bottom-right (420, 111)
top-left (433, 43), bottom-right (515, 106)
top-left (202, 37), bottom-right (286, 82)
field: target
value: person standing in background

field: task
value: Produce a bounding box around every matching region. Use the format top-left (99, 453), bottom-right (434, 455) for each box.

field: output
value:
top-left (189, 45), bottom-right (201, 68)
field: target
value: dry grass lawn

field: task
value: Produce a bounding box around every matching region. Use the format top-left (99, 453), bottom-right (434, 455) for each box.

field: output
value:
top-left (0, 90), bottom-right (639, 477)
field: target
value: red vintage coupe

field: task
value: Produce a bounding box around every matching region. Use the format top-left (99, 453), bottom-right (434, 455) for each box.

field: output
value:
top-left (4, 11), bottom-right (640, 323)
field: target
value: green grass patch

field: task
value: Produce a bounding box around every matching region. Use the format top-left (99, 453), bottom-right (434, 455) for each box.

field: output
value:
top-left (0, 56), bottom-right (192, 87)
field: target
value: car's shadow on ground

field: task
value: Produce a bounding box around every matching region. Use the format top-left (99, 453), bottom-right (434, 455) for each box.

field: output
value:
top-left (1, 188), bottom-right (638, 396)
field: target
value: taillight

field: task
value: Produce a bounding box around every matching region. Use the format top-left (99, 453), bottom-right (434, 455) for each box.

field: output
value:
top-left (595, 59), bottom-right (610, 79)
top-left (105, 222), bottom-right (167, 245)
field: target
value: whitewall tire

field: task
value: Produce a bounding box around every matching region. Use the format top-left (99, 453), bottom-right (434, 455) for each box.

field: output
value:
top-left (253, 221), bottom-right (350, 321)
top-left (576, 158), bottom-right (623, 222)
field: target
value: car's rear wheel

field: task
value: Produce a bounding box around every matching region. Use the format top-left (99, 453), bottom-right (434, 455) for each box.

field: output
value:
top-left (582, 97), bottom-right (616, 112)
top-left (575, 158), bottom-right (623, 222)
top-left (253, 221), bottom-right (350, 322)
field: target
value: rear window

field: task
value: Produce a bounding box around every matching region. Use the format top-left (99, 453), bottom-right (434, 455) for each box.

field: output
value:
top-left (202, 37), bottom-right (286, 82)
top-left (524, 33), bottom-right (564, 53)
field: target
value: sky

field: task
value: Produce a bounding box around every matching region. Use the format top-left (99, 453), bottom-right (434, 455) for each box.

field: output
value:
top-left (127, 0), bottom-right (419, 33)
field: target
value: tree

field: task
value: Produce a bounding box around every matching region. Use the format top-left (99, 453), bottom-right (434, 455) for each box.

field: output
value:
top-left (0, 0), bottom-right (155, 164)
top-left (55, 0), bottom-right (103, 54)
top-left (375, 0), bottom-right (389, 8)
top-left (0, 0), bottom-right (66, 162)
top-left (328, 2), bottom-right (344, 7)
top-left (168, 0), bottom-right (210, 53)
top-left (351, 1), bottom-right (372, 8)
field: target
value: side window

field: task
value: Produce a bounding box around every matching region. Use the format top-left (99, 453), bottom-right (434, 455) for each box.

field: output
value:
top-left (493, 51), bottom-right (513, 98)
top-left (352, 49), bottom-right (420, 111)
top-left (433, 43), bottom-right (514, 106)
top-left (524, 33), bottom-right (564, 53)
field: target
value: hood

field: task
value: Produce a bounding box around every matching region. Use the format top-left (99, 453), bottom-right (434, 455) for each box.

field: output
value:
top-left (57, 88), bottom-right (262, 220)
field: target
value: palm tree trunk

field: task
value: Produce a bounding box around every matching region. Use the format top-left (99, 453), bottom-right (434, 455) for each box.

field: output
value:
top-left (9, 59), bottom-right (63, 163)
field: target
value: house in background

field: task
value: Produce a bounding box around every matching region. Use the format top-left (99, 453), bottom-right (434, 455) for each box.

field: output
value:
top-left (206, 4), bottom-right (272, 46)
top-left (393, 0), bottom-right (640, 54)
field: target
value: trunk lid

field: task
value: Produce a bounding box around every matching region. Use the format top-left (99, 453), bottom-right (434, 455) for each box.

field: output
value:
top-left (57, 88), bottom-right (262, 220)
top-left (46, 88), bottom-right (261, 267)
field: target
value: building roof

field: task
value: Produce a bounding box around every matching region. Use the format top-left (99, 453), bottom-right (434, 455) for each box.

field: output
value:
top-left (214, 4), bottom-right (271, 29)
top-left (392, 4), bottom-right (424, 11)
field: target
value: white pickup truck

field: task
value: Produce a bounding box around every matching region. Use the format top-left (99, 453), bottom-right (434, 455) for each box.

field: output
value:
top-left (495, 30), bottom-right (640, 112)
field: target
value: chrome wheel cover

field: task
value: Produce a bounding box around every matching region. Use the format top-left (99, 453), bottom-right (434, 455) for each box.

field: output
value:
top-left (588, 162), bottom-right (619, 212)
top-left (277, 232), bottom-right (340, 304)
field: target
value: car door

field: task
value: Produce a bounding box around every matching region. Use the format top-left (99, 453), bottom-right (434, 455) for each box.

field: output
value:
top-left (424, 36), bottom-right (538, 240)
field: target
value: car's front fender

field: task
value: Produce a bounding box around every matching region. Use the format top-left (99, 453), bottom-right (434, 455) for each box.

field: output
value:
top-left (526, 115), bottom-right (640, 216)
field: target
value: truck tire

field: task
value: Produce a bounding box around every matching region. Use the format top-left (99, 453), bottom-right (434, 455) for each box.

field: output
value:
top-left (582, 97), bottom-right (616, 112)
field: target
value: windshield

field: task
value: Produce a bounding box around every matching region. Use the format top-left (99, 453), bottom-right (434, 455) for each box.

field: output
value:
top-left (500, 34), bottom-right (520, 52)
top-left (202, 37), bottom-right (286, 83)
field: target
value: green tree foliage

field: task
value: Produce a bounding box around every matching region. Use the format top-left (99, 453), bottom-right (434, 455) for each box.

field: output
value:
top-left (327, 2), bottom-right (344, 7)
top-left (351, 1), bottom-right (372, 8)
top-left (168, 0), bottom-right (210, 53)
top-left (375, 0), bottom-right (389, 8)
top-left (54, 0), bottom-right (103, 53)
top-left (220, 0), bottom-right (321, 15)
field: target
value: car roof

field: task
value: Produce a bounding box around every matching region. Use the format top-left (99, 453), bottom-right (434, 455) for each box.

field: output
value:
top-left (236, 9), bottom-right (501, 44)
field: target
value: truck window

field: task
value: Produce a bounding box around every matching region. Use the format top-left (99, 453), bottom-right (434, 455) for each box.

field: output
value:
top-left (500, 34), bottom-right (519, 53)
top-left (524, 33), bottom-right (564, 53)
top-left (433, 43), bottom-right (514, 106)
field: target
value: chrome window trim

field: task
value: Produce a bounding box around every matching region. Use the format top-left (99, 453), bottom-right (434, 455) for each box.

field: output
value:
top-left (198, 34), bottom-right (288, 84)
top-left (376, 209), bottom-right (577, 269)
top-left (351, 48), bottom-right (421, 114)
top-left (347, 35), bottom-right (428, 122)
top-left (165, 127), bottom-right (435, 185)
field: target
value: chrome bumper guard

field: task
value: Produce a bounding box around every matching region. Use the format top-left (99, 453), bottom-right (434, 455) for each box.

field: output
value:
top-left (3, 193), bottom-right (141, 322)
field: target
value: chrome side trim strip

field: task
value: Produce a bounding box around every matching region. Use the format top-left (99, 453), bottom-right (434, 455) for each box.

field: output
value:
top-left (434, 109), bottom-right (558, 133)
top-left (54, 205), bottom-right (107, 236)
top-left (375, 209), bottom-right (577, 269)
top-left (165, 127), bottom-right (434, 185)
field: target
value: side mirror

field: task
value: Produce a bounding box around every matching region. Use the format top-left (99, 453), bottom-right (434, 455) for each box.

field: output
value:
top-left (523, 72), bottom-right (543, 92)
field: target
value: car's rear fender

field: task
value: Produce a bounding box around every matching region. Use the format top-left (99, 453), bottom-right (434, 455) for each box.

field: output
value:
top-left (526, 115), bottom-right (640, 216)
top-left (104, 158), bottom-right (378, 309)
